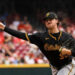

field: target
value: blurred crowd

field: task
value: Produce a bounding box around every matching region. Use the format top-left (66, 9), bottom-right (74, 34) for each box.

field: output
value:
top-left (57, 11), bottom-right (75, 38)
top-left (0, 12), bottom-right (49, 64)
top-left (0, 11), bottom-right (75, 64)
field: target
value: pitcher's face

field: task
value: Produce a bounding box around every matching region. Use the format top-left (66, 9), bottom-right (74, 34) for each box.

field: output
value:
top-left (45, 19), bottom-right (58, 29)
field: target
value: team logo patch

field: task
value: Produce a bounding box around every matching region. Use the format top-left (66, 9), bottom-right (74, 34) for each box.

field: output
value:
top-left (44, 43), bottom-right (61, 51)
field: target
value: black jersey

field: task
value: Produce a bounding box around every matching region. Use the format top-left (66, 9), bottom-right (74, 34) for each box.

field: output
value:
top-left (4, 27), bottom-right (75, 70)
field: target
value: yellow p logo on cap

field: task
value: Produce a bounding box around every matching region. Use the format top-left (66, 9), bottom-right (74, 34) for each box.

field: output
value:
top-left (46, 12), bottom-right (50, 17)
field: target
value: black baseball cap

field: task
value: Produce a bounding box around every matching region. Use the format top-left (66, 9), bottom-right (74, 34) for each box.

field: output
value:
top-left (43, 12), bottom-right (58, 21)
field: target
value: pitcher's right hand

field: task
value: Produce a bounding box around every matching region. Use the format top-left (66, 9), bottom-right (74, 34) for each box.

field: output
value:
top-left (0, 22), bottom-right (5, 30)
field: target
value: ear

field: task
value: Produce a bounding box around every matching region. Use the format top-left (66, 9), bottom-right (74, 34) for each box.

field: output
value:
top-left (56, 19), bottom-right (59, 26)
top-left (56, 19), bottom-right (58, 23)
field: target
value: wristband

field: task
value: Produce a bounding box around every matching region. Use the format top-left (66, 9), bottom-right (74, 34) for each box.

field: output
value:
top-left (59, 47), bottom-right (63, 52)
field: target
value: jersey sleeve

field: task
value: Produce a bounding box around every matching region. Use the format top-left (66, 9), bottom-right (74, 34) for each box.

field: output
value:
top-left (4, 27), bottom-right (43, 47)
top-left (64, 33), bottom-right (75, 57)
top-left (69, 36), bottom-right (75, 57)
top-left (4, 26), bottom-right (27, 40)
top-left (26, 33), bottom-right (43, 47)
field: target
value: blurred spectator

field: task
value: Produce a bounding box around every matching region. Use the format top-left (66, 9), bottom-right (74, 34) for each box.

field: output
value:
top-left (11, 14), bottom-right (20, 30)
top-left (35, 53), bottom-right (45, 64)
top-left (18, 20), bottom-right (26, 32)
top-left (24, 53), bottom-right (35, 64)
top-left (0, 32), bottom-right (4, 44)
top-left (66, 25), bottom-right (72, 34)
top-left (24, 16), bottom-right (29, 24)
